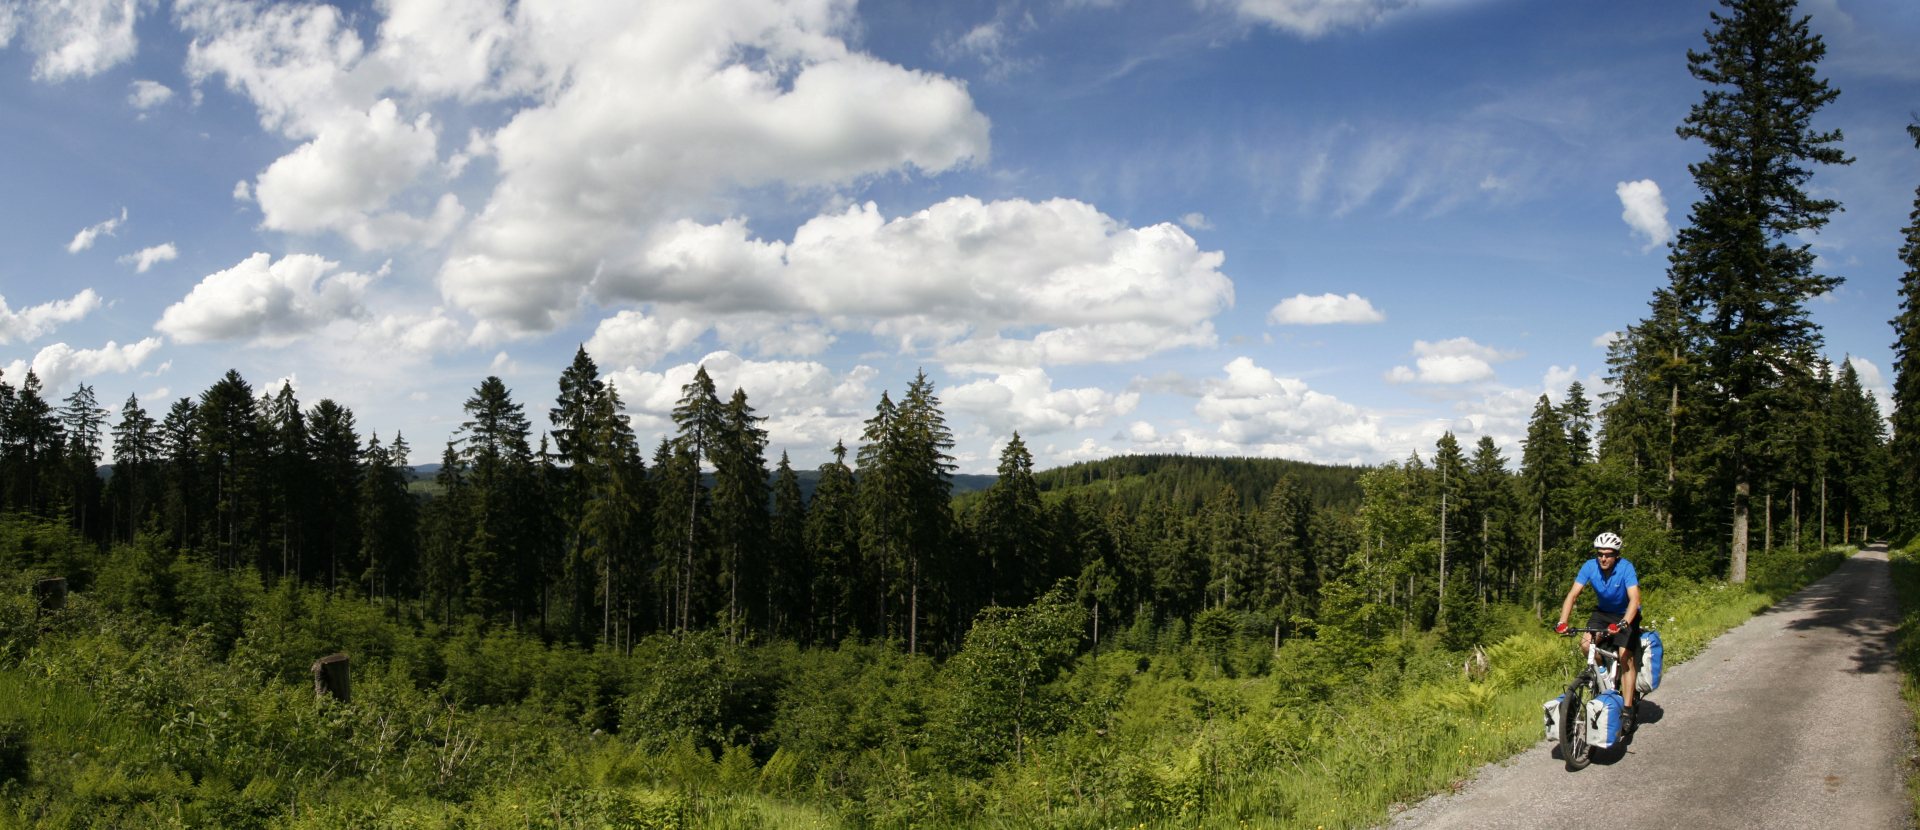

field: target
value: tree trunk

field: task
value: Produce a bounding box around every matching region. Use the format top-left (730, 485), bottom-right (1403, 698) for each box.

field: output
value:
top-left (1792, 487), bottom-right (1800, 552)
top-left (1820, 476), bottom-right (1828, 549)
top-left (1765, 492), bottom-right (1772, 553)
top-left (1533, 504), bottom-right (1544, 617)
top-left (1439, 492), bottom-right (1448, 609)
top-left (908, 556), bottom-right (920, 656)
top-left (1731, 476), bottom-right (1750, 584)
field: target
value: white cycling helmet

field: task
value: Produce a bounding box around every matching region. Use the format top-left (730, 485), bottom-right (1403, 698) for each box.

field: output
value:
top-left (1592, 531), bottom-right (1624, 551)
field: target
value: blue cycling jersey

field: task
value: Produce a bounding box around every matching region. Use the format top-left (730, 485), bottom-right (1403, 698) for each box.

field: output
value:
top-left (1576, 558), bottom-right (1638, 614)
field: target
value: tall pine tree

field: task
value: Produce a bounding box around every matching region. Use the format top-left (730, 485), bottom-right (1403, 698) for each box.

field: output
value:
top-left (1890, 120), bottom-right (1920, 541)
top-left (1668, 0), bottom-right (1849, 581)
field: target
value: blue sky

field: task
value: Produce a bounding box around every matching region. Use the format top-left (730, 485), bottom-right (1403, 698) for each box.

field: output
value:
top-left (1, 0), bottom-right (1915, 473)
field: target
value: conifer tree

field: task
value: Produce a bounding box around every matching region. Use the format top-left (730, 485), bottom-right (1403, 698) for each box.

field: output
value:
top-left (894, 371), bottom-right (956, 653)
top-left (109, 394), bottom-right (158, 541)
top-left (307, 399), bottom-right (363, 587)
top-left (551, 346), bottom-right (610, 640)
top-left (768, 452), bottom-right (807, 638)
top-left (975, 432), bottom-right (1046, 607)
top-left (421, 441), bottom-right (469, 622)
top-left (711, 388), bottom-right (769, 639)
top-left (5, 371), bottom-right (62, 515)
top-left (197, 370), bottom-right (262, 569)
top-left (59, 384), bottom-right (105, 536)
top-left (1521, 395), bottom-right (1573, 609)
top-left (1890, 121), bottom-right (1920, 539)
top-left (159, 397), bottom-right (199, 548)
top-left (1465, 435), bottom-right (1514, 602)
top-left (460, 376), bottom-right (534, 622)
top-left (1829, 360), bottom-right (1889, 542)
top-left (806, 441), bottom-right (859, 642)
top-left (1253, 476), bottom-right (1313, 636)
top-left (1432, 432), bottom-right (1467, 607)
top-left (1562, 382), bottom-right (1594, 465)
top-left (1669, 0), bottom-right (1849, 582)
top-left (669, 366), bottom-right (724, 627)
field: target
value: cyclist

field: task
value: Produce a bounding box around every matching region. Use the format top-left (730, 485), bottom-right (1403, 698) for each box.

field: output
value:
top-left (1554, 531), bottom-right (1642, 733)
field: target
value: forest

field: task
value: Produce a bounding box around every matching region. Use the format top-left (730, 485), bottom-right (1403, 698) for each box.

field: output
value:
top-left (3, 0), bottom-right (1920, 826)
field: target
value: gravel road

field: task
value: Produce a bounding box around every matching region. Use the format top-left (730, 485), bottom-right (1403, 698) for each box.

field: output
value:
top-left (1384, 545), bottom-right (1914, 830)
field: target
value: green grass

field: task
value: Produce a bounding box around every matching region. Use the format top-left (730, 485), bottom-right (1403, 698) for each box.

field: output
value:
top-left (1886, 541), bottom-right (1920, 820)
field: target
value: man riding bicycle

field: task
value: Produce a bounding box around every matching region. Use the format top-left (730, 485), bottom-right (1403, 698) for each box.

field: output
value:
top-left (1554, 531), bottom-right (1642, 733)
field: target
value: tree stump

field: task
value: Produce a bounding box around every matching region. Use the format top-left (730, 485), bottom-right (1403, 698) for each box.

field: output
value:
top-left (312, 653), bottom-right (350, 703)
top-left (33, 577), bottom-right (66, 613)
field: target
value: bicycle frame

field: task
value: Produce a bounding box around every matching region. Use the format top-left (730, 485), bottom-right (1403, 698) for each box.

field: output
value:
top-left (1554, 627), bottom-right (1625, 771)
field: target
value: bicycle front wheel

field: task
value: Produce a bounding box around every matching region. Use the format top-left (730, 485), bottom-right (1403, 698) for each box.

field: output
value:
top-left (1559, 681), bottom-right (1591, 771)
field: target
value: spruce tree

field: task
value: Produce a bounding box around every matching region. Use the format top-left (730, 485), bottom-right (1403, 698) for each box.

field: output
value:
top-left (1890, 121), bottom-right (1920, 540)
top-left (109, 394), bottom-right (158, 541)
top-left (1829, 360), bottom-right (1890, 542)
top-left (711, 387), bottom-right (769, 639)
top-left (197, 370), bottom-right (261, 569)
top-left (768, 452), bottom-right (807, 639)
top-left (1669, 0), bottom-right (1849, 582)
top-left (1432, 431), bottom-right (1467, 607)
top-left (1465, 435), bottom-right (1513, 603)
top-left (806, 441), bottom-right (859, 642)
top-left (59, 384), bottom-right (105, 536)
top-left (1521, 394), bottom-right (1573, 610)
top-left (976, 432), bottom-right (1046, 607)
top-left (159, 397), bottom-right (199, 548)
top-left (307, 399), bottom-right (362, 587)
top-left (459, 376), bottom-right (534, 622)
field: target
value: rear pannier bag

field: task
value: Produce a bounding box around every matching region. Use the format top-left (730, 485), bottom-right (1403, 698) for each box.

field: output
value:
top-left (1543, 695), bottom-right (1564, 741)
top-left (1637, 629), bottom-right (1664, 694)
top-left (1585, 691), bottom-right (1625, 748)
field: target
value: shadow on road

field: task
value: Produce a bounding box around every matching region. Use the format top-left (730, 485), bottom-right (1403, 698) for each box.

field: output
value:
top-left (1752, 554), bottom-right (1895, 675)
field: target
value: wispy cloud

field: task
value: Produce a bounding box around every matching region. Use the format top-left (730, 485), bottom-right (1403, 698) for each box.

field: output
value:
top-left (119, 243), bottom-right (178, 273)
top-left (67, 207), bottom-right (125, 253)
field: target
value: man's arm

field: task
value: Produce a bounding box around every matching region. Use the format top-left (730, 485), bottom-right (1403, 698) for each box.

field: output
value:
top-left (1623, 584), bottom-right (1642, 625)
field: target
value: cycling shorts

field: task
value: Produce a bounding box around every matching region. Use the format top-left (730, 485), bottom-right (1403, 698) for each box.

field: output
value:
top-left (1587, 609), bottom-right (1641, 655)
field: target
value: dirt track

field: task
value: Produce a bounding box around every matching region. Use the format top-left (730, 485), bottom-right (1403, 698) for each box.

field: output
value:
top-left (1385, 545), bottom-right (1914, 830)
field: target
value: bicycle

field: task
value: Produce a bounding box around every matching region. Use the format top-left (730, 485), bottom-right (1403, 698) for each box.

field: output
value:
top-left (1545, 626), bottom-right (1630, 771)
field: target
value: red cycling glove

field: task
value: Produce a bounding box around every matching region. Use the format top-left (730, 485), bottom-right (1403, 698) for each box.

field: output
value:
top-left (1606, 622), bottom-right (1621, 635)
top-left (1554, 622), bottom-right (1568, 634)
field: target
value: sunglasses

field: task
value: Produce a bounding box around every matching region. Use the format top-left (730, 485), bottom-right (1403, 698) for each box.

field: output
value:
top-left (1594, 549), bottom-right (1619, 557)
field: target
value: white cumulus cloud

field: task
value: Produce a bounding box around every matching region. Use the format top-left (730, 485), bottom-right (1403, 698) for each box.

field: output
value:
top-left (155, 252), bottom-right (375, 346)
top-left (252, 99), bottom-right (459, 249)
top-left (585, 310), bottom-right (709, 370)
top-left (594, 198), bottom-right (1231, 372)
top-left (1616, 179), bottom-right (1672, 251)
top-left (1386, 337), bottom-right (1520, 385)
top-left (946, 368), bottom-right (1140, 435)
top-left (437, 0), bottom-right (991, 332)
top-left (2, 337), bottom-right (163, 392)
top-left (1268, 292), bottom-right (1384, 325)
top-left (0, 289), bottom-right (103, 344)
top-left (67, 208), bottom-right (125, 252)
top-left (119, 243), bottom-right (178, 273)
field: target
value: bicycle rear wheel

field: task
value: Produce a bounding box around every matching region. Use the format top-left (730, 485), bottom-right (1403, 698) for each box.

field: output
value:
top-left (1559, 681), bottom-right (1591, 771)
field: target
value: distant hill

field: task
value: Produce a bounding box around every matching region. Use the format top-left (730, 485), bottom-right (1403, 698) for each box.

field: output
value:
top-left (1025, 453), bottom-right (1369, 513)
top-left (403, 463), bottom-right (994, 503)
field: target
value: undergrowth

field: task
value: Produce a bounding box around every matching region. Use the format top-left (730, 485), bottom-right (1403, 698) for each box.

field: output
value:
top-left (0, 538), bottom-right (1848, 829)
